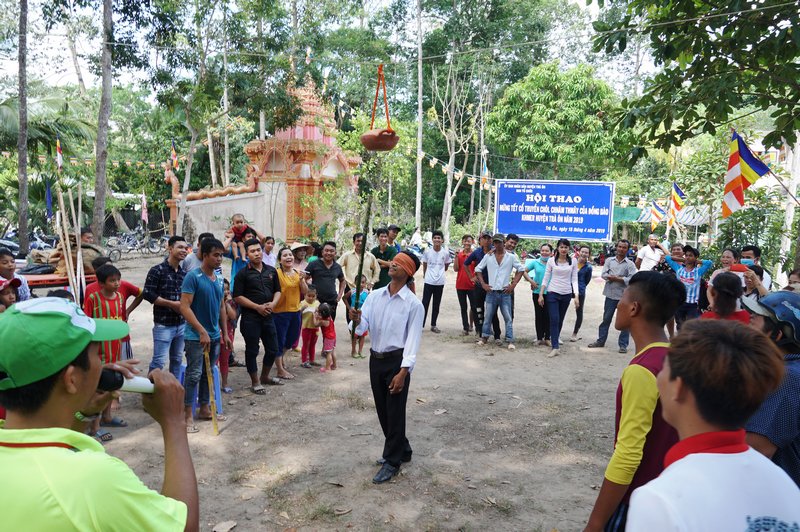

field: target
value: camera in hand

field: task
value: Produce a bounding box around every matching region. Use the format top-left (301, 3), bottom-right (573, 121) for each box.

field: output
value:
top-left (98, 368), bottom-right (155, 394)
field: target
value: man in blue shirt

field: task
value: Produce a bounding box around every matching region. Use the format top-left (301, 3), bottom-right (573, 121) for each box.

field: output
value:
top-left (744, 292), bottom-right (800, 487)
top-left (180, 238), bottom-right (232, 433)
top-left (464, 231), bottom-right (500, 341)
top-left (663, 245), bottom-right (713, 330)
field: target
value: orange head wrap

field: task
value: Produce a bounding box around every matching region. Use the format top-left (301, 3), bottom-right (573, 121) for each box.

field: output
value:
top-left (393, 252), bottom-right (418, 279)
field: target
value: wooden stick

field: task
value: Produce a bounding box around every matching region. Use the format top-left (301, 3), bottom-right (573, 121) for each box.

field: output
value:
top-left (203, 347), bottom-right (219, 435)
top-left (55, 186), bottom-right (78, 296)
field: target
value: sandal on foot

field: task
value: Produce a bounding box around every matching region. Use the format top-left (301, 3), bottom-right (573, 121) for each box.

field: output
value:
top-left (250, 385), bottom-right (266, 395)
top-left (198, 414), bottom-right (227, 421)
top-left (186, 425), bottom-right (199, 434)
top-left (276, 373), bottom-right (295, 380)
top-left (100, 416), bottom-right (128, 428)
top-left (319, 367), bottom-right (329, 373)
top-left (92, 429), bottom-right (113, 443)
top-left (222, 386), bottom-right (233, 394)
top-left (265, 377), bottom-right (284, 385)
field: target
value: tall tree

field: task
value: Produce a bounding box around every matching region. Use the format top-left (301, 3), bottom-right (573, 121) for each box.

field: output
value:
top-left (17, 0), bottom-right (28, 254)
top-left (487, 62), bottom-right (631, 179)
top-left (593, 0), bottom-right (800, 152)
top-left (91, 0), bottom-right (112, 241)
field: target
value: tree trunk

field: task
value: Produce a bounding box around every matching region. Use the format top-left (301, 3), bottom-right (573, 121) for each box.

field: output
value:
top-left (92, 0), bottom-right (113, 243)
top-left (66, 30), bottom-right (86, 96)
top-left (176, 116), bottom-right (198, 235)
top-left (785, 138), bottom-right (800, 274)
top-left (207, 127), bottom-right (218, 187)
top-left (414, 0), bottom-right (423, 229)
top-left (440, 150), bottom-right (457, 242)
top-left (17, 0), bottom-right (29, 255)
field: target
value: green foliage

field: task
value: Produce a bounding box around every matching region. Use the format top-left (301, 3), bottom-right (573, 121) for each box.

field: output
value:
top-left (705, 188), bottom-right (789, 274)
top-left (593, 0), bottom-right (800, 152)
top-left (487, 62), bottom-right (632, 178)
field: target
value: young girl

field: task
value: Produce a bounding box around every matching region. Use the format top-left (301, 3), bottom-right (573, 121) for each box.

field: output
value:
top-left (349, 275), bottom-right (370, 358)
top-left (0, 277), bottom-right (20, 313)
top-left (702, 271), bottom-right (750, 324)
top-left (219, 278), bottom-right (238, 393)
top-left (229, 213), bottom-right (249, 261)
top-left (299, 285), bottom-right (320, 368)
top-left (539, 238), bottom-right (579, 358)
top-left (317, 303), bottom-right (337, 372)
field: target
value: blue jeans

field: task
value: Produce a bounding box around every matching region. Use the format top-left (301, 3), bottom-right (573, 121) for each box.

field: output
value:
top-left (482, 291), bottom-right (513, 342)
top-left (596, 297), bottom-right (630, 349)
top-left (546, 292), bottom-right (573, 349)
top-left (149, 324), bottom-right (185, 378)
top-left (184, 339), bottom-right (220, 407)
top-left (273, 311), bottom-right (302, 357)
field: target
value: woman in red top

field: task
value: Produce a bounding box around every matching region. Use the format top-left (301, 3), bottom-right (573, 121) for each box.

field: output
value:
top-left (701, 271), bottom-right (750, 324)
top-left (452, 234), bottom-right (476, 335)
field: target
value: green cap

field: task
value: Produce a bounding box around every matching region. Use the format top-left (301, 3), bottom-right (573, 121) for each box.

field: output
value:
top-left (0, 297), bottom-right (129, 390)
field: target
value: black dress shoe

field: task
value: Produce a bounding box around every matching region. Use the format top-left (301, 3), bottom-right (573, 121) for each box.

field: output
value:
top-left (376, 454), bottom-right (412, 465)
top-left (372, 463), bottom-right (400, 484)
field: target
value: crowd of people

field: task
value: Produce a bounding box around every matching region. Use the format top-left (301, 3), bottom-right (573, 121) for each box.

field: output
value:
top-left (2, 213), bottom-right (800, 530)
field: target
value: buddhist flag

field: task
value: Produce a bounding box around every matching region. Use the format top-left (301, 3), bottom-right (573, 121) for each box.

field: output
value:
top-left (650, 200), bottom-right (666, 232)
top-left (171, 139), bottom-right (180, 170)
top-left (723, 131), bottom-right (770, 218)
top-left (56, 136), bottom-right (63, 170)
top-left (666, 182), bottom-right (687, 231)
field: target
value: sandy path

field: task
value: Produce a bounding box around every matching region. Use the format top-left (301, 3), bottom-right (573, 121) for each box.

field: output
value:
top-left (73, 254), bottom-right (635, 531)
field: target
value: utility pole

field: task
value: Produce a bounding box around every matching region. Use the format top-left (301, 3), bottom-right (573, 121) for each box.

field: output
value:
top-left (415, 0), bottom-right (423, 229)
top-left (223, 5), bottom-right (230, 185)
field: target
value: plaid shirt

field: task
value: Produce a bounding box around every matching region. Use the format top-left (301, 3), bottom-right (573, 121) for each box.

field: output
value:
top-left (143, 259), bottom-right (186, 326)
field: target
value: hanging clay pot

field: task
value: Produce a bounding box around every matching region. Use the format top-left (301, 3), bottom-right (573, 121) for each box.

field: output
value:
top-left (360, 64), bottom-right (400, 152)
top-left (360, 128), bottom-right (400, 151)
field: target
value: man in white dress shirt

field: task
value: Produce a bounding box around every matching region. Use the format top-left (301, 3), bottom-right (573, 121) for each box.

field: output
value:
top-left (635, 234), bottom-right (666, 272)
top-left (350, 251), bottom-right (424, 484)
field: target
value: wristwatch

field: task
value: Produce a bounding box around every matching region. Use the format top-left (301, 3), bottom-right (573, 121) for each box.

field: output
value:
top-left (74, 411), bottom-right (100, 423)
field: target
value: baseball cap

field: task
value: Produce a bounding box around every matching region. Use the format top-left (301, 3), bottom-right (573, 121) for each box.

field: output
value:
top-left (0, 277), bottom-right (21, 292)
top-left (492, 233), bottom-right (505, 242)
top-left (387, 224), bottom-right (401, 231)
top-left (0, 297), bottom-right (129, 390)
top-left (479, 231), bottom-right (492, 239)
top-left (740, 296), bottom-right (771, 317)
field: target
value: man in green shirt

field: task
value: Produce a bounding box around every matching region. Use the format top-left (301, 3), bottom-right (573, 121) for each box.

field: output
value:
top-left (372, 227), bottom-right (398, 290)
top-left (0, 297), bottom-right (199, 531)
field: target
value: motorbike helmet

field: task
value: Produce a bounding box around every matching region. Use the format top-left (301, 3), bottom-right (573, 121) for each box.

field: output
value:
top-left (742, 291), bottom-right (800, 348)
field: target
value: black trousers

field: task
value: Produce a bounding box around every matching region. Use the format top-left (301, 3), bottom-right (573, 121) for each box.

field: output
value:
top-left (318, 297), bottom-right (339, 321)
top-left (472, 285), bottom-right (501, 339)
top-left (533, 292), bottom-right (551, 340)
top-left (456, 288), bottom-right (477, 332)
top-left (370, 352), bottom-right (412, 467)
top-left (240, 314), bottom-right (278, 375)
top-left (422, 283), bottom-right (444, 327)
top-left (573, 292), bottom-right (586, 335)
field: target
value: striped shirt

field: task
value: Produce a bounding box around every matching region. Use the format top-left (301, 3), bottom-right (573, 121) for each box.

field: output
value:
top-left (83, 291), bottom-right (124, 363)
top-left (665, 257), bottom-right (713, 304)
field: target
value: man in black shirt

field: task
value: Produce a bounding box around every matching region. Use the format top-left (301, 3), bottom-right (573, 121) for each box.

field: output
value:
top-left (143, 235), bottom-right (189, 377)
top-left (233, 239), bottom-right (282, 393)
top-left (305, 241), bottom-right (346, 321)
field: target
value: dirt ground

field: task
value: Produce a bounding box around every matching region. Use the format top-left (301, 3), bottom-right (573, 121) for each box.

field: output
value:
top-left (61, 254), bottom-right (638, 532)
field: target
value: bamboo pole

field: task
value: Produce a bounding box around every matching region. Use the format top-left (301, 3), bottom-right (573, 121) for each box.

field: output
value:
top-left (68, 187), bottom-right (84, 298)
top-left (203, 347), bottom-right (219, 435)
top-left (55, 186), bottom-right (78, 296)
top-left (351, 196), bottom-right (373, 340)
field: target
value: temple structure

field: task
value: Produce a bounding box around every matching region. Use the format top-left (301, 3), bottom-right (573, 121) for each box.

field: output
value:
top-left (165, 78), bottom-right (361, 242)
